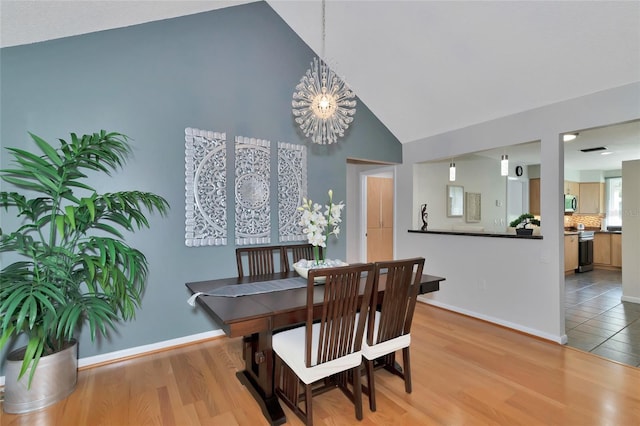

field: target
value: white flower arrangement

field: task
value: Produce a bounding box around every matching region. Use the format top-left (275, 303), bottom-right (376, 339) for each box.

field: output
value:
top-left (298, 189), bottom-right (345, 265)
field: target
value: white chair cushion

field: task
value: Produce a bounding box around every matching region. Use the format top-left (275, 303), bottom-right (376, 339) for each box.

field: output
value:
top-left (273, 322), bottom-right (362, 384)
top-left (361, 311), bottom-right (411, 360)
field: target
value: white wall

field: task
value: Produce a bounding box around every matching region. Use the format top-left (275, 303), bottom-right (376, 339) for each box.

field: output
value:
top-left (346, 163), bottom-right (363, 264)
top-left (396, 82), bottom-right (640, 343)
top-left (621, 159), bottom-right (640, 303)
top-left (413, 156), bottom-right (509, 232)
top-left (579, 170), bottom-right (606, 182)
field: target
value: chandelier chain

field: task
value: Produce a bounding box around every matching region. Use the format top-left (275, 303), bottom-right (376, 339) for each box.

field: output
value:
top-left (321, 0), bottom-right (326, 60)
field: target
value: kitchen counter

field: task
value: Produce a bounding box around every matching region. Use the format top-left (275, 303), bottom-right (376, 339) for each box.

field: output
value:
top-left (408, 229), bottom-right (542, 239)
top-left (564, 227), bottom-right (614, 234)
top-left (564, 230), bottom-right (624, 235)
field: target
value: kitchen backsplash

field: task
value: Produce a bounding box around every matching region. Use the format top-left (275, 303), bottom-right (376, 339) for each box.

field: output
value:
top-left (564, 215), bottom-right (603, 229)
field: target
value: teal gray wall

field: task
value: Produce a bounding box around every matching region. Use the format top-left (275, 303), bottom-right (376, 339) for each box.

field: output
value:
top-left (0, 2), bottom-right (401, 368)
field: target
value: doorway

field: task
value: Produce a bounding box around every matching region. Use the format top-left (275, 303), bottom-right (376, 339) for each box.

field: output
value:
top-left (562, 120), bottom-right (640, 366)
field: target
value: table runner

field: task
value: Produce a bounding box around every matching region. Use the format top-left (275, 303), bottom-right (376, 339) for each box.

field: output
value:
top-left (187, 277), bottom-right (309, 305)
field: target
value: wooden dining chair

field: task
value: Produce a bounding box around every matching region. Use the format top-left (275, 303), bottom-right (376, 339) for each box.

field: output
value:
top-left (272, 263), bottom-right (375, 425)
top-left (282, 243), bottom-right (322, 271)
top-left (235, 245), bottom-right (285, 278)
top-left (362, 257), bottom-right (425, 411)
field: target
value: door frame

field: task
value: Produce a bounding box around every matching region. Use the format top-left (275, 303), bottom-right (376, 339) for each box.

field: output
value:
top-left (359, 167), bottom-right (395, 263)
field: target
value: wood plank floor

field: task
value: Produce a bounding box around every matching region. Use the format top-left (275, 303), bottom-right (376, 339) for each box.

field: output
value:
top-left (2, 303), bottom-right (640, 425)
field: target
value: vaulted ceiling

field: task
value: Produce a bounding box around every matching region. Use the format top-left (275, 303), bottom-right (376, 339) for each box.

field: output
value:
top-left (2, 0), bottom-right (639, 167)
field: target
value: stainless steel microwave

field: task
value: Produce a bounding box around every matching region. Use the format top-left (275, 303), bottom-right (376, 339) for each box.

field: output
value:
top-left (565, 194), bottom-right (577, 213)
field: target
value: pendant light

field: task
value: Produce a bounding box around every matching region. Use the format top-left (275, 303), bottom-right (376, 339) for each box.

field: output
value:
top-left (449, 162), bottom-right (456, 181)
top-left (500, 154), bottom-right (509, 176)
top-left (291, 0), bottom-right (357, 144)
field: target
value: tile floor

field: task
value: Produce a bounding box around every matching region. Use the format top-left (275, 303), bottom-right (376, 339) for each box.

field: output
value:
top-left (565, 269), bottom-right (640, 367)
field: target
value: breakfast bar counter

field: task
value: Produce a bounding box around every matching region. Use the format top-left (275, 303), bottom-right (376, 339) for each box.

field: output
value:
top-left (408, 229), bottom-right (543, 240)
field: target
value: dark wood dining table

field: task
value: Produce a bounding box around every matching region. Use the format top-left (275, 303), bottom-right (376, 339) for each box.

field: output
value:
top-left (185, 271), bottom-right (445, 426)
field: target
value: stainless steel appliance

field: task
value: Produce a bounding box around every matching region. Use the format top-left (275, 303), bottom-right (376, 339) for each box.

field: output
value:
top-left (576, 230), bottom-right (594, 272)
top-left (564, 194), bottom-right (577, 213)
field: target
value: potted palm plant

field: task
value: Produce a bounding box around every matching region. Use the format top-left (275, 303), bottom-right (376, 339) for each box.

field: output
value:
top-left (509, 213), bottom-right (541, 235)
top-left (0, 130), bottom-right (169, 413)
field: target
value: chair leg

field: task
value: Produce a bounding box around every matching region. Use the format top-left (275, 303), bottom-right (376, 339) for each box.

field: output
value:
top-left (275, 358), bottom-right (309, 425)
top-left (365, 359), bottom-right (377, 411)
top-left (353, 365), bottom-right (363, 420)
top-left (402, 347), bottom-right (412, 393)
top-left (305, 383), bottom-right (313, 426)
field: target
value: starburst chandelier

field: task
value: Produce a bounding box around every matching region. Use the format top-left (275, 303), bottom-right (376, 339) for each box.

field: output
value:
top-left (292, 0), bottom-right (356, 145)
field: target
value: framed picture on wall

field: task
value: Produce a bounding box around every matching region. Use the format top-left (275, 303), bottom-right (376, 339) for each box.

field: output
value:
top-left (465, 192), bottom-right (481, 222)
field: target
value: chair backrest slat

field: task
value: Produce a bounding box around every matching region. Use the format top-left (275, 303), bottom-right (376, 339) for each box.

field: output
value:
top-left (235, 245), bottom-right (286, 278)
top-left (368, 257), bottom-right (425, 345)
top-left (282, 243), bottom-right (323, 272)
top-left (307, 263), bottom-right (375, 368)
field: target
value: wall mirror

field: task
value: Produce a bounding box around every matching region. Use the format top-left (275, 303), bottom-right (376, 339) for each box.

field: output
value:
top-left (447, 185), bottom-right (464, 217)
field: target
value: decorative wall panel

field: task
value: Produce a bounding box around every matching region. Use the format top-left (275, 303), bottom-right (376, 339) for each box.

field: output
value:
top-left (235, 136), bottom-right (271, 245)
top-left (278, 142), bottom-right (307, 242)
top-left (465, 192), bottom-right (482, 223)
top-left (184, 128), bottom-right (227, 246)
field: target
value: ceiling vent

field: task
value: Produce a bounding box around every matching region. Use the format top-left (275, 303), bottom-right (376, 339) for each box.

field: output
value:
top-left (580, 146), bottom-right (608, 153)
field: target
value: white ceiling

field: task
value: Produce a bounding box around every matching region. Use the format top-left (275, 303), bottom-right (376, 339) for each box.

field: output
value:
top-left (1, 0), bottom-right (639, 171)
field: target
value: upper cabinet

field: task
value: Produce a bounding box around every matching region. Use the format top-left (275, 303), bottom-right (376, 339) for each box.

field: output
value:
top-left (564, 180), bottom-right (579, 196)
top-left (367, 176), bottom-right (393, 262)
top-left (529, 178), bottom-right (540, 215)
top-left (578, 182), bottom-right (605, 214)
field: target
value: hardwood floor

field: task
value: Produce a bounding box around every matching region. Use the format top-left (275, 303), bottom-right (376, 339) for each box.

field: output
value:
top-left (2, 303), bottom-right (640, 425)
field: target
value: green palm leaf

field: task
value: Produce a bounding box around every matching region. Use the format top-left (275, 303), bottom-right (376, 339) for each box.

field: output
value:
top-left (0, 130), bottom-right (170, 386)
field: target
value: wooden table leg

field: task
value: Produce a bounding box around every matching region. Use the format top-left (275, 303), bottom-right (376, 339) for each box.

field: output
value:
top-left (236, 331), bottom-right (285, 426)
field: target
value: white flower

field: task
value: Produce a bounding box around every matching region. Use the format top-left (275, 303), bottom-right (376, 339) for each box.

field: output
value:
top-left (309, 233), bottom-right (326, 247)
top-left (298, 189), bottom-right (345, 257)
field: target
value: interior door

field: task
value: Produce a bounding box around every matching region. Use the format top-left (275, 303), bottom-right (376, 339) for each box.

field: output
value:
top-left (366, 176), bottom-right (393, 262)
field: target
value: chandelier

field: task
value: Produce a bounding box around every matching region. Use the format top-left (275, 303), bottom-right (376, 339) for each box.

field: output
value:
top-left (292, 0), bottom-right (356, 145)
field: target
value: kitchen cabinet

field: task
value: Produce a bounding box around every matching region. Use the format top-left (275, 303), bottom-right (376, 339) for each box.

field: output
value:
top-left (578, 182), bottom-right (604, 214)
top-left (611, 233), bottom-right (622, 267)
top-left (564, 234), bottom-right (578, 273)
top-left (529, 178), bottom-right (540, 215)
top-left (564, 180), bottom-right (579, 196)
top-left (594, 233), bottom-right (611, 265)
top-left (594, 232), bottom-right (622, 269)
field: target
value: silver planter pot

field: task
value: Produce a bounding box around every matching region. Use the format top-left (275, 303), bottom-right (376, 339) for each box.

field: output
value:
top-left (3, 340), bottom-right (78, 414)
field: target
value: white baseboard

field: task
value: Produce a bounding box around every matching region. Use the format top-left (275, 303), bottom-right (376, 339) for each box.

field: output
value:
top-left (0, 329), bottom-right (225, 388)
top-left (621, 295), bottom-right (640, 304)
top-left (418, 298), bottom-right (566, 344)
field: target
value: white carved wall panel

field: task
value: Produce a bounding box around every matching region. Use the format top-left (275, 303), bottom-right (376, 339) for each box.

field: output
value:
top-left (184, 128), bottom-right (227, 246)
top-left (235, 136), bottom-right (271, 245)
top-left (278, 142), bottom-right (307, 242)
